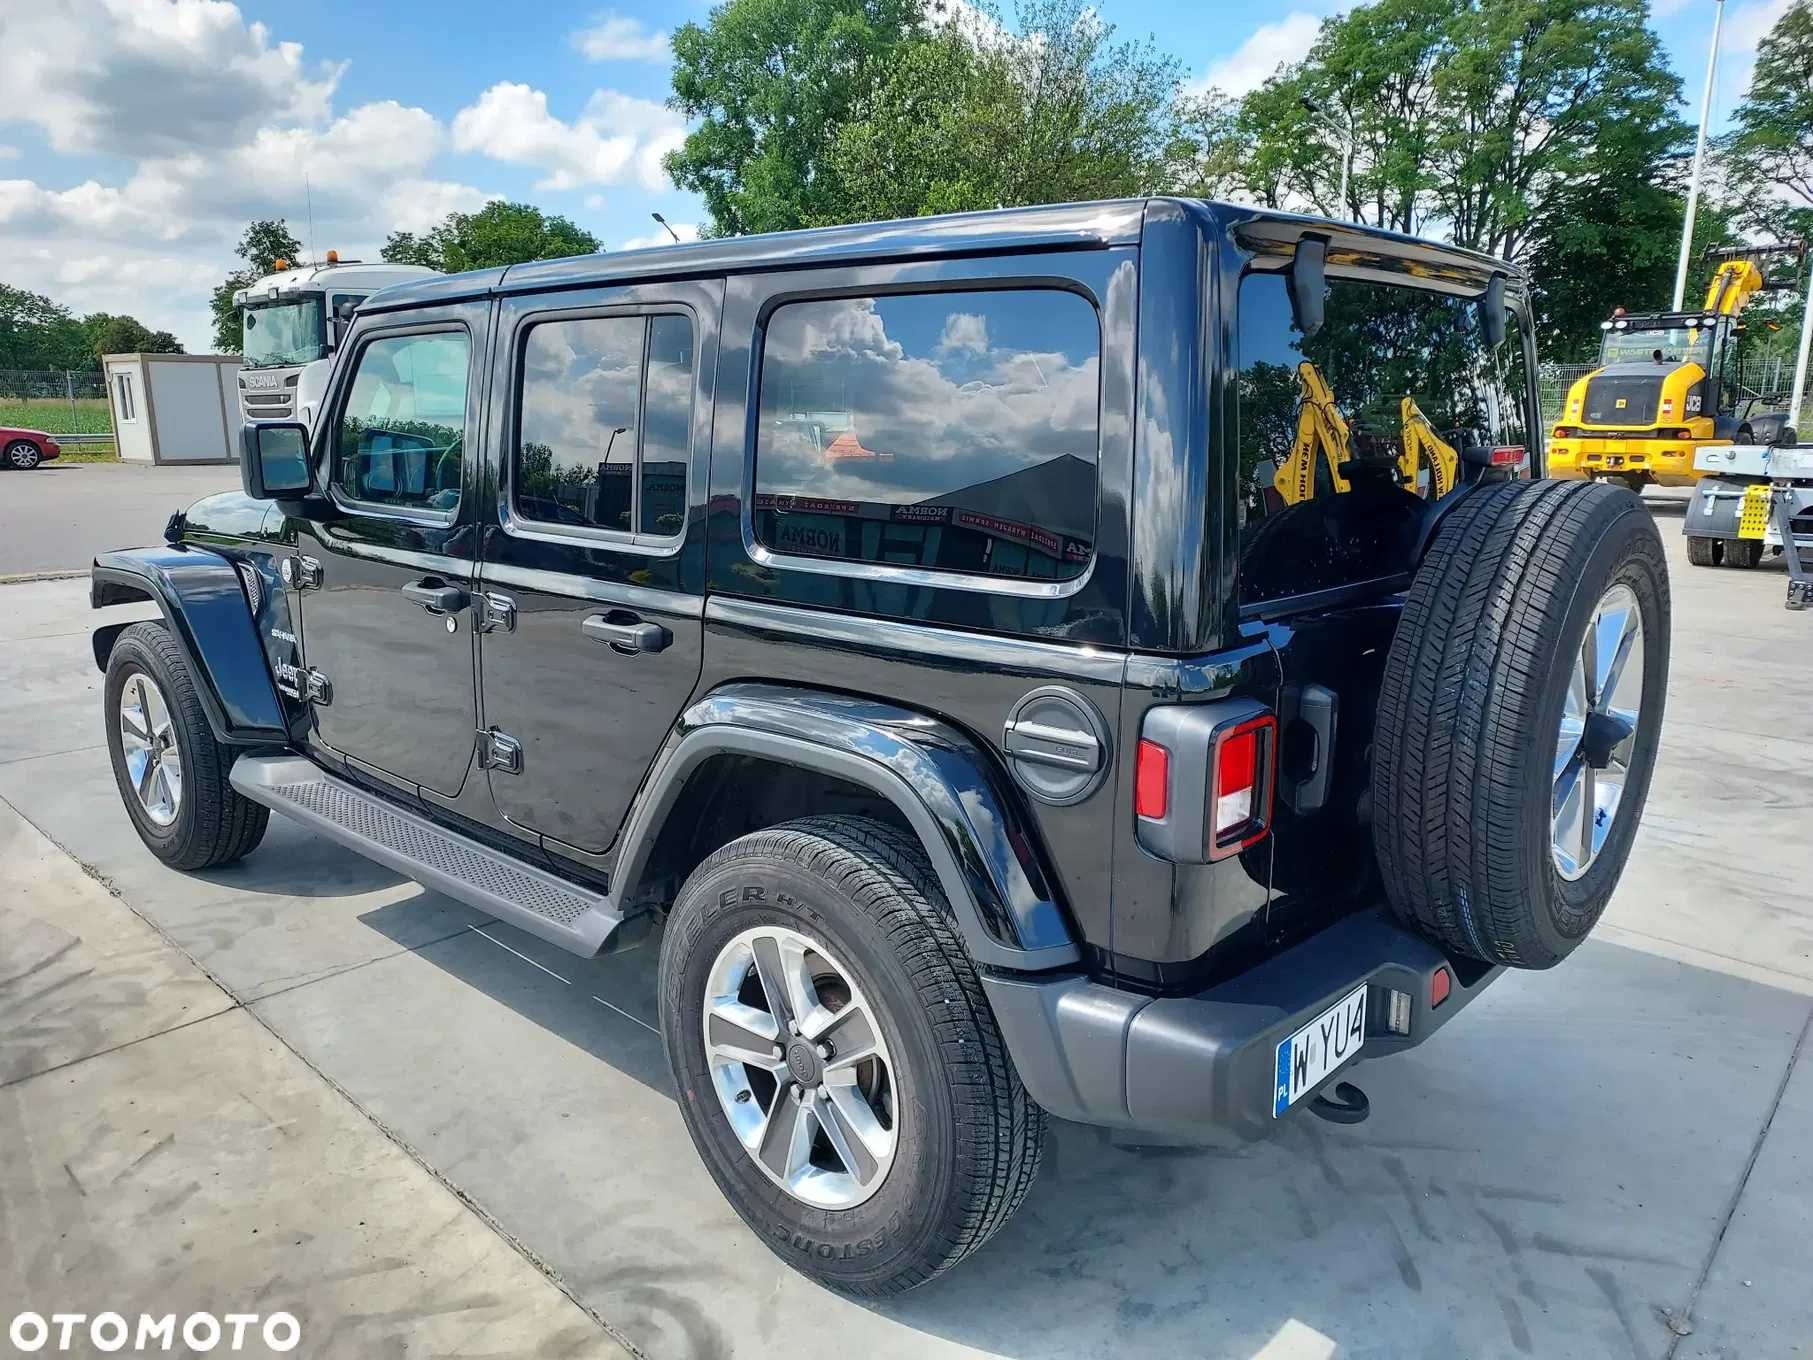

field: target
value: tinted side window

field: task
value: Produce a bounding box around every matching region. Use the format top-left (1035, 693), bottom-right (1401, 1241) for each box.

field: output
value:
top-left (516, 313), bottom-right (696, 539)
top-left (1235, 271), bottom-right (1531, 606)
top-left (334, 332), bottom-right (469, 511)
top-left (753, 289), bottom-right (1099, 581)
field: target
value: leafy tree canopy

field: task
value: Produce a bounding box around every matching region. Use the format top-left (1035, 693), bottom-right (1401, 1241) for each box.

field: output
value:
top-left (1, 284), bottom-right (181, 370)
top-left (381, 201), bottom-right (600, 273)
top-left (1722, 0), bottom-right (1813, 243)
top-left (211, 219), bottom-right (304, 353)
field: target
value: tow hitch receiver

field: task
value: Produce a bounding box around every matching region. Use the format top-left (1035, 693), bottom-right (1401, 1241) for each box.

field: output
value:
top-left (1309, 1080), bottom-right (1371, 1125)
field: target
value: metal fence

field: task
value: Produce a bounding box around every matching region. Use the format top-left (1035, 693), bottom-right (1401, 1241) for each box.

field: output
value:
top-left (0, 369), bottom-right (114, 435)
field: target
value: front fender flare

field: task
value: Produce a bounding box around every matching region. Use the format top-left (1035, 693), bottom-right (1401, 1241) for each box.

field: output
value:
top-left (616, 683), bottom-right (1081, 971)
top-left (91, 545), bottom-right (287, 745)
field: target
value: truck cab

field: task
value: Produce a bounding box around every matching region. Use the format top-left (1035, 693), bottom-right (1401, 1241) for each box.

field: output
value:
top-left (233, 256), bottom-right (439, 429)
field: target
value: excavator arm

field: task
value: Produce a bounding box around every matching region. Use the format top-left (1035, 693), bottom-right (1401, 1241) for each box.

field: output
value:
top-left (1398, 396), bottom-right (1459, 500)
top-left (1273, 362), bottom-right (1353, 505)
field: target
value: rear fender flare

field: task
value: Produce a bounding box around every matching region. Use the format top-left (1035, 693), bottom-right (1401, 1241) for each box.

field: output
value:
top-left (615, 683), bottom-right (1081, 971)
top-left (91, 546), bottom-right (287, 745)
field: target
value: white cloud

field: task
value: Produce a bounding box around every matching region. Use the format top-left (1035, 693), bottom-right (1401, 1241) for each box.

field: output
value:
top-left (572, 13), bottom-right (671, 62)
top-left (0, 145), bottom-right (19, 161)
top-left (1186, 13), bottom-right (1326, 99)
top-left (0, 0), bottom-right (342, 156)
top-left (1719, 0), bottom-right (1794, 103)
top-left (452, 82), bottom-right (684, 192)
top-left (619, 221), bottom-right (699, 249)
top-left (937, 312), bottom-right (989, 355)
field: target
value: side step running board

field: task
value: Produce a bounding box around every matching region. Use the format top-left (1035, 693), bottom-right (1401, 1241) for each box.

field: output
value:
top-left (230, 754), bottom-right (621, 957)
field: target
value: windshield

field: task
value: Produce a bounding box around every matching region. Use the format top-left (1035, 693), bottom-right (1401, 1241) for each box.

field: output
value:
top-left (242, 296), bottom-right (326, 369)
top-left (1599, 325), bottom-right (1714, 368)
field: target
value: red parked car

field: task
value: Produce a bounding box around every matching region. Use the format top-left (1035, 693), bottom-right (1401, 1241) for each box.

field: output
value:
top-left (1, 428), bottom-right (61, 470)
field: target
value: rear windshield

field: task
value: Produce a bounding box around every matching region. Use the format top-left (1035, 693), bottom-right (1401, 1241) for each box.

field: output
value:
top-left (1234, 269), bottom-right (1530, 607)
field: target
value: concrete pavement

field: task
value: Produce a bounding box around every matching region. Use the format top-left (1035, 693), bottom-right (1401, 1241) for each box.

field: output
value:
top-left (0, 463), bottom-right (235, 578)
top-left (1, 493), bottom-right (1810, 1359)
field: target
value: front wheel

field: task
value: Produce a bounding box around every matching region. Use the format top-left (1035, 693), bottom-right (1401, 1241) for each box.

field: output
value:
top-left (5, 440), bottom-right (42, 470)
top-left (104, 622), bottom-right (269, 870)
top-left (659, 815), bottom-right (1043, 1296)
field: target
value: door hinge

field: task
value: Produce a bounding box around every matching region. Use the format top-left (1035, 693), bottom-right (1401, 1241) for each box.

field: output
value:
top-left (279, 555), bottom-right (323, 590)
top-left (273, 661), bottom-right (332, 705)
top-left (476, 592), bottom-right (516, 633)
top-left (478, 728), bottom-right (522, 774)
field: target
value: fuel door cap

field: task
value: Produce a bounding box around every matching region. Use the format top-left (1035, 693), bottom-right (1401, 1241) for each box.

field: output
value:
top-left (1001, 687), bottom-right (1110, 806)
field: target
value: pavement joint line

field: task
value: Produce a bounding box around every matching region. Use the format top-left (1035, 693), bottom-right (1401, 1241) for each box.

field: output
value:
top-left (469, 923), bottom-right (574, 985)
top-left (1594, 922), bottom-right (1813, 990)
top-left (592, 994), bottom-right (660, 1036)
top-left (0, 569), bottom-right (89, 584)
top-left (0, 742), bottom-right (106, 769)
top-left (244, 924), bottom-right (489, 1007)
top-left (0, 789), bottom-right (639, 1360)
top-left (0, 1003), bottom-right (242, 1093)
top-left (1662, 1002), bottom-right (1813, 1359)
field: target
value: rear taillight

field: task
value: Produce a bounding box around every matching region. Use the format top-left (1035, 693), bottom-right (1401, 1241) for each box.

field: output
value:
top-left (1210, 714), bottom-right (1275, 856)
top-left (1552, 426), bottom-right (1576, 439)
top-left (1488, 445), bottom-right (1526, 469)
top-left (1673, 428), bottom-right (1694, 440)
top-left (1135, 701), bottom-right (1277, 863)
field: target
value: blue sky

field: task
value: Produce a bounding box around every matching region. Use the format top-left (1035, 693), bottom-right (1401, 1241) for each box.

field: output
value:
top-left (0, 0), bottom-right (1789, 351)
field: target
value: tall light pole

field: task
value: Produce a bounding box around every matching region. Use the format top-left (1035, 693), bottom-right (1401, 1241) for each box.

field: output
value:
top-left (1299, 96), bottom-right (1354, 222)
top-left (1790, 248), bottom-right (1813, 434)
top-left (1673, 0), bottom-right (1727, 311)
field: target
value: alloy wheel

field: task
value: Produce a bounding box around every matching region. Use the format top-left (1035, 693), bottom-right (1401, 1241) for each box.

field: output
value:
top-left (1552, 584), bottom-right (1643, 881)
top-left (119, 671), bottom-right (183, 827)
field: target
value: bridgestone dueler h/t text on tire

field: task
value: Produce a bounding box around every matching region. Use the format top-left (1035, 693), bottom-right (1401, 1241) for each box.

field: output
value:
top-left (1373, 480), bottom-right (1670, 968)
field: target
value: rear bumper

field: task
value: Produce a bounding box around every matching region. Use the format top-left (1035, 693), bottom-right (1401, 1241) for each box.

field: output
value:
top-left (1549, 437), bottom-right (1699, 484)
top-left (984, 907), bottom-right (1500, 1140)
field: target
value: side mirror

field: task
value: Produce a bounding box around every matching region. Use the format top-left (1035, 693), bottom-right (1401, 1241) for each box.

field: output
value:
top-left (1289, 235), bottom-right (1328, 339)
top-left (241, 421), bottom-right (314, 501)
top-left (1481, 273), bottom-right (1508, 349)
top-left (331, 297), bottom-right (359, 346)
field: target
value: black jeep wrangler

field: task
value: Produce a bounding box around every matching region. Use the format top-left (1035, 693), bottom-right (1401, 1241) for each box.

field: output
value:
top-left (91, 200), bottom-right (1669, 1296)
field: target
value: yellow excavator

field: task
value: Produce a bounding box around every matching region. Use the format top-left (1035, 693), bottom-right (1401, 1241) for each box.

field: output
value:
top-left (1550, 243), bottom-right (1806, 489)
top-left (1273, 362), bottom-right (1458, 505)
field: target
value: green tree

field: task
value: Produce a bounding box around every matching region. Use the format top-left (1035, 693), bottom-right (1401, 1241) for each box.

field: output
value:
top-left (210, 219), bottom-right (305, 353)
top-left (824, 0), bottom-right (1182, 222)
top-left (0, 284), bottom-right (90, 371)
top-left (1722, 0), bottom-right (1813, 243)
top-left (380, 202), bottom-right (599, 273)
top-left (665, 0), bottom-right (927, 235)
top-left (83, 313), bottom-right (183, 362)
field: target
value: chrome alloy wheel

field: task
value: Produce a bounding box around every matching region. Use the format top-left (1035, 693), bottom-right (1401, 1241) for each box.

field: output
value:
top-left (119, 671), bottom-right (183, 828)
top-left (7, 441), bottom-right (41, 469)
top-left (703, 924), bottom-right (897, 1210)
top-left (1552, 584), bottom-right (1643, 881)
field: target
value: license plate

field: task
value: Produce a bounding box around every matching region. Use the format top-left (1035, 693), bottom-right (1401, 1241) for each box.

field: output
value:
top-left (1273, 984), bottom-right (1368, 1117)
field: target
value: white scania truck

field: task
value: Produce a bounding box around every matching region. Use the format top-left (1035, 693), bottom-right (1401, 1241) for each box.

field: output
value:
top-left (233, 254), bottom-right (439, 428)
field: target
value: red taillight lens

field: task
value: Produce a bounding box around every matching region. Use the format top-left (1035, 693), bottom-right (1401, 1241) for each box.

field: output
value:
top-left (1430, 967), bottom-right (1452, 1008)
top-left (1489, 445), bottom-right (1527, 468)
top-left (1208, 714), bottom-right (1276, 858)
top-left (1552, 426), bottom-right (1576, 439)
top-left (1134, 739), bottom-right (1170, 820)
top-left (1674, 429), bottom-right (1694, 440)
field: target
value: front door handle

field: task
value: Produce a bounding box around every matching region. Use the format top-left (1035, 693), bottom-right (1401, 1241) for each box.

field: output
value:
top-left (402, 580), bottom-right (468, 614)
top-left (582, 614), bottom-right (671, 654)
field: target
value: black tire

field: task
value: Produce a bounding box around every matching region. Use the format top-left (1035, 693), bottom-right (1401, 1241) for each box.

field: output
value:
top-left (1373, 480), bottom-right (1669, 968)
top-left (659, 815), bottom-right (1043, 1296)
top-left (1725, 538), bottom-right (1764, 569)
top-left (104, 622), bottom-right (269, 870)
top-left (5, 439), bottom-right (42, 470)
top-left (1686, 535), bottom-right (1722, 567)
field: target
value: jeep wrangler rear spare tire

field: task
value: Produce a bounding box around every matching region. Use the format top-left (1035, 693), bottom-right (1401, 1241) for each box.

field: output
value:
top-left (658, 815), bottom-right (1043, 1296)
top-left (1374, 480), bottom-right (1669, 968)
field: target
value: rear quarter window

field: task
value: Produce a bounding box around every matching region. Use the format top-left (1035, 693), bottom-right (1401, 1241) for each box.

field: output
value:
top-left (752, 288), bottom-right (1101, 583)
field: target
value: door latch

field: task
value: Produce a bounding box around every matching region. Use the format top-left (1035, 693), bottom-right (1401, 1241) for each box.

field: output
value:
top-left (279, 555), bottom-right (323, 590)
top-left (478, 728), bottom-right (522, 774)
top-left (476, 592), bottom-right (517, 633)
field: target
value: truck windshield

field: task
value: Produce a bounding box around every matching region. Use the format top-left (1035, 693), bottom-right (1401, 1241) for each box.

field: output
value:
top-left (242, 297), bottom-right (326, 370)
top-left (1599, 325), bottom-right (1714, 368)
top-left (1234, 268), bottom-right (1531, 607)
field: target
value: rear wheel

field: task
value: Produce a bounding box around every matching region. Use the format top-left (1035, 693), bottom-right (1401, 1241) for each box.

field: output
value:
top-left (1725, 539), bottom-right (1764, 569)
top-left (104, 622), bottom-right (268, 870)
top-left (659, 815), bottom-right (1042, 1296)
top-left (1686, 535), bottom-right (1722, 567)
top-left (5, 440), bottom-right (42, 470)
top-left (1374, 480), bottom-right (1669, 967)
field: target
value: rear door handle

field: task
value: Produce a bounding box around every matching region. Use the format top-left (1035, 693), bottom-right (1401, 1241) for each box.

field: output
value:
top-left (402, 580), bottom-right (468, 613)
top-left (582, 614), bottom-right (671, 654)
